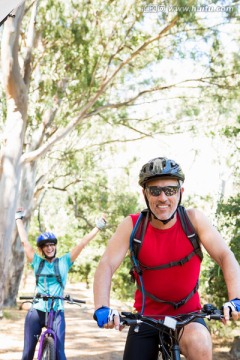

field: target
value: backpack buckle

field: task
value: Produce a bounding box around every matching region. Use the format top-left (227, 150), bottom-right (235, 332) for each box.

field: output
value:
top-left (174, 299), bottom-right (185, 309)
top-left (179, 259), bottom-right (185, 266)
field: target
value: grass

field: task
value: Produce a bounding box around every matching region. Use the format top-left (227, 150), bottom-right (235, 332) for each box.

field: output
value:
top-left (2, 307), bottom-right (24, 321)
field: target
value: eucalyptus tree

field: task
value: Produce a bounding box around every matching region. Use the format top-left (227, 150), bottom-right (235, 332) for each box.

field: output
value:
top-left (0, 0), bottom-right (239, 309)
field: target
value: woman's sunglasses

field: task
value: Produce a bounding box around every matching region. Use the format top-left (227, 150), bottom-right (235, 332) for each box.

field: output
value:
top-left (42, 243), bottom-right (56, 248)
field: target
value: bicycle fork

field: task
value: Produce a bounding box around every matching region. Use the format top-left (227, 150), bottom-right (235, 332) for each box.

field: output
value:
top-left (37, 309), bottom-right (57, 359)
top-left (37, 329), bottom-right (57, 359)
top-left (170, 329), bottom-right (181, 360)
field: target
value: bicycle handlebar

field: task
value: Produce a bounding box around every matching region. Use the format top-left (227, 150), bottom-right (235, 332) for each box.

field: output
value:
top-left (120, 304), bottom-right (224, 331)
top-left (19, 293), bottom-right (86, 304)
top-left (19, 296), bottom-right (34, 300)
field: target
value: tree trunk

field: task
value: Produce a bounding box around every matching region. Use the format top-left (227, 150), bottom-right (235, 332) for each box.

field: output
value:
top-left (0, 4), bottom-right (27, 311)
top-left (3, 227), bottom-right (24, 306)
top-left (4, 160), bottom-right (38, 306)
top-left (0, 84), bottom-right (26, 311)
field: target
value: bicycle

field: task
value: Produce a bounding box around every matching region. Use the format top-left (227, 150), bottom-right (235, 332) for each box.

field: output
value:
top-left (19, 292), bottom-right (86, 360)
top-left (120, 304), bottom-right (224, 360)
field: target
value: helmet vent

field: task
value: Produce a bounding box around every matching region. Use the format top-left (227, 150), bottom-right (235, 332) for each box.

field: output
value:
top-left (152, 158), bottom-right (164, 174)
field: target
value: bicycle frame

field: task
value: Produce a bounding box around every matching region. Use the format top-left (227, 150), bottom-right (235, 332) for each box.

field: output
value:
top-left (37, 299), bottom-right (58, 360)
top-left (160, 328), bottom-right (181, 360)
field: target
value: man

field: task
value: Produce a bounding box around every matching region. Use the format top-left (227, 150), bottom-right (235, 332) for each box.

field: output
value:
top-left (93, 157), bottom-right (240, 360)
top-left (16, 209), bottom-right (106, 360)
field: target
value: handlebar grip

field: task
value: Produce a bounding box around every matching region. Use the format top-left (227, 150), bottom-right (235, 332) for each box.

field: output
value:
top-left (71, 299), bottom-right (86, 304)
top-left (120, 315), bottom-right (140, 326)
top-left (19, 296), bottom-right (34, 300)
top-left (120, 318), bottom-right (137, 325)
top-left (209, 314), bottom-right (223, 320)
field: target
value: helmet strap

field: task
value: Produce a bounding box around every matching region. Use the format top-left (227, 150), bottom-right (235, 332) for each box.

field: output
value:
top-left (144, 193), bottom-right (182, 225)
top-left (152, 209), bottom-right (176, 224)
top-left (42, 249), bottom-right (56, 260)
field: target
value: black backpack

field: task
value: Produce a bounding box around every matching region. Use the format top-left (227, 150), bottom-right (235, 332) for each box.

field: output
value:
top-left (129, 206), bottom-right (203, 310)
top-left (36, 258), bottom-right (64, 289)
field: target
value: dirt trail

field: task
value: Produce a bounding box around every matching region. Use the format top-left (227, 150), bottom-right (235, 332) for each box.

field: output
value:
top-left (0, 279), bottom-right (128, 360)
top-left (0, 277), bottom-right (234, 359)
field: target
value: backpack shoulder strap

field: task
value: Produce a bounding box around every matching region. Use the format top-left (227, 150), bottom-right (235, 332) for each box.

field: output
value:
top-left (131, 209), bottom-right (149, 258)
top-left (53, 258), bottom-right (64, 289)
top-left (129, 209), bottom-right (149, 282)
top-left (177, 206), bottom-right (203, 261)
top-left (36, 259), bottom-right (45, 286)
top-left (35, 258), bottom-right (64, 289)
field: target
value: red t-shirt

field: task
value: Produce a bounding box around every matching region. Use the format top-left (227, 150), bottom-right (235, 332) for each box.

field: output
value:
top-left (131, 213), bottom-right (202, 316)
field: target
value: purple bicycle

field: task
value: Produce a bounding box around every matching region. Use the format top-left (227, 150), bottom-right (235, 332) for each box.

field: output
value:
top-left (19, 293), bottom-right (86, 360)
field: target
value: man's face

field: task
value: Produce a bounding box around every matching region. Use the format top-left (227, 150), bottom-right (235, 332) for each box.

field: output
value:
top-left (41, 242), bottom-right (56, 258)
top-left (143, 177), bottom-right (184, 222)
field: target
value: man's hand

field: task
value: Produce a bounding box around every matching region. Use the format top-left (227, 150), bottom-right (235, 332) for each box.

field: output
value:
top-left (223, 298), bottom-right (240, 322)
top-left (93, 306), bottom-right (122, 330)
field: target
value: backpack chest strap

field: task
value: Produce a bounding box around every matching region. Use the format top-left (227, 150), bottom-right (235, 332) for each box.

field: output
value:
top-left (137, 279), bottom-right (199, 309)
top-left (139, 249), bottom-right (197, 271)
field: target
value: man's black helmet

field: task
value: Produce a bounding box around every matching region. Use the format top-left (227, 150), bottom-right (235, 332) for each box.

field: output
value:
top-left (139, 157), bottom-right (185, 187)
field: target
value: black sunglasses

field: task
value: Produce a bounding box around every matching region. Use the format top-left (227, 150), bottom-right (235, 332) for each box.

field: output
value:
top-left (146, 185), bottom-right (180, 197)
top-left (42, 243), bottom-right (56, 248)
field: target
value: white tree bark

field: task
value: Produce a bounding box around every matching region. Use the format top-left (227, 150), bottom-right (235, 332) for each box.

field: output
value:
top-left (0, 4), bottom-right (27, 310)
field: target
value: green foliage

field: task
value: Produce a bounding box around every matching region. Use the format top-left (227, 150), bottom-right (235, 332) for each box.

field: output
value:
top-left (69, 262), bottom-right (92, 288)
top-left (18, 0), bottom-right (240, 157)
top-left (201, 254), bottom-right (227, 308)
top-left (65, 174), bottom-right (140, 292)
top-left (112, 255), bottom-right (136, 300)
top-left (29, 144), bottom-right (141, 292)
top-left (183, 194), bottom-right (216, 216)
top-left (217, 195), bottom-right (240, 260)
top-left (199, 116), bottom-right (239, 307)
top-left (222, 121), bottom-right (240, 142)
top-left (201, 194), bottom-right (240, 308)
